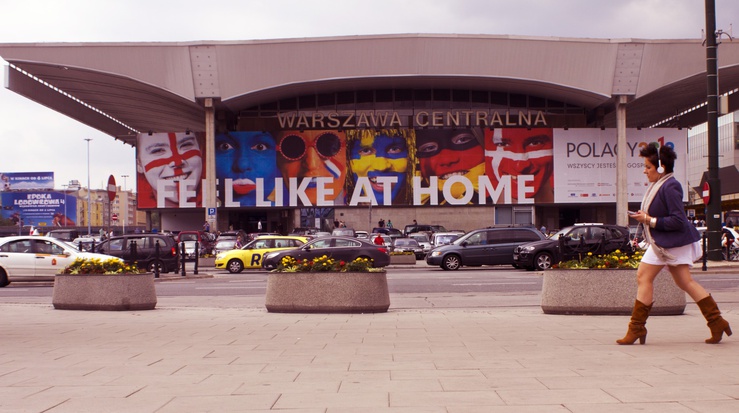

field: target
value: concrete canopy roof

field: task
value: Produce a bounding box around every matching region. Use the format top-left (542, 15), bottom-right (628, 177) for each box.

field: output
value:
top-left (2, 34), bottom-right (739, 147)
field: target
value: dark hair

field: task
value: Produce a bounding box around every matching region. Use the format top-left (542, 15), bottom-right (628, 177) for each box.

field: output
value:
top-left (639, 143), bottom-right (676, 174)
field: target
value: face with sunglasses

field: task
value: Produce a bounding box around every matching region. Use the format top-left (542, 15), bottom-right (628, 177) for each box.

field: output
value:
top-left (348, 131), bottom-right (409, 205)
top-left (275, 130), bottom-right (347, 204)
top-left (215, 131), bottom-right (278, 206)
top-left (415, 129), bottom-right (485, 198)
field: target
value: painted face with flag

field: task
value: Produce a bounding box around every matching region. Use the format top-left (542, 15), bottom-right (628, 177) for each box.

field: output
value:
top-left (275, 130), bottom-right (347, 205)
top-left (348, 130), bottom-right (409, 205)
top-left (484, 128), bottom-right (554, 202)
top-left (415, 129), bottom-right (485, 201)
top-left (136, 132), bottom-right (203, 207)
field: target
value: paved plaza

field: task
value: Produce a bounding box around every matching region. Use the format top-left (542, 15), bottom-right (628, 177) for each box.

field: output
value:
top-left (1, 268), bottom-right (738, 412)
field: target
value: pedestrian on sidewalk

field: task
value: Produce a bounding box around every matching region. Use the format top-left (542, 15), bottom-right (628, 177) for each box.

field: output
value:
top-left (620, 143), bottom-right (732, 345)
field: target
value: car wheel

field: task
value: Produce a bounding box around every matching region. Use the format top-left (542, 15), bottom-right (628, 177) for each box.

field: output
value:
top-left (0, 269), bottom-right (8, 287)
top-left (227, 259), bottom-right (244, 273)
top-left (441, 254), bottom-right (461, 270)
top-left (534, 252), bottom-right (553, 270)
top-left (147, 260), bottom-right (165, 274)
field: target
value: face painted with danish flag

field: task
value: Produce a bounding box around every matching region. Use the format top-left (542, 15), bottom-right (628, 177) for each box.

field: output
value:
top-left (137, 132), bottom-right (203, 205)
top-left (484, 128), bottom-right (554, 201)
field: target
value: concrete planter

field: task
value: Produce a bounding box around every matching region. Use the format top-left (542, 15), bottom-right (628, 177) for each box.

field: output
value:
top-left (390, 254), bottom-right (416, 265)
top-left (53, 273), bottom-right (157, 311)
top-left (265, 272), bottom-right (390, 313)
top-left (541, 269), bottom-right (686, 315)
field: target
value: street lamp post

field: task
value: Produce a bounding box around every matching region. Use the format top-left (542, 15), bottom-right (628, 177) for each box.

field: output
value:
top-left (85, 138), bottom-right (92, 236)
top-left (61, 184), bottom-right (68, 227)
top-left (121, 174), bottom-right (128, 234)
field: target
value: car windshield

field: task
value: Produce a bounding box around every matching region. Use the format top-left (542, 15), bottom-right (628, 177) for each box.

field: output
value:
top-left (410, 234), bottom-right (429, 242)
top-left (396, 239), bottom-right (418, 246)
top-left (215, 240), bottom-right (235, 248)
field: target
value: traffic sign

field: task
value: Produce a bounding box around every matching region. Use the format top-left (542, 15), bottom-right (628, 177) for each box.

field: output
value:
top-left (111, 213), bottom-right (119, 221)
top-left (107, 175), bottom-right (117, 202)
top-left (702, 181), bottom-right (711, 205)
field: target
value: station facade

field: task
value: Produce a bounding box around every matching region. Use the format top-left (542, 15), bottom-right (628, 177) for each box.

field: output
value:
top-left (2, 34), bottom-right (739, 234)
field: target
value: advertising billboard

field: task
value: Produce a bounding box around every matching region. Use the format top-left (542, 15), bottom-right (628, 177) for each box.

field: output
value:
top-left (135, 132), bottom-right (207, 209)
top-left (0, 172), bottom-right (54, 191)
top-left (0, 191), bottom-right (77, 227)
top-left (136, 127), bottom-right (685, 209)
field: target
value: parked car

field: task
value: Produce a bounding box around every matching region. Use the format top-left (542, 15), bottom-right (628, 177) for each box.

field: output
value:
top-left (213, 238), bottom-right (238, 255)
top-left (46, 229), bottom-right (80, 242)
top-left (403, 224), bottom-right (447, 236)
top-left (372, 234), bottom-right (394, 252)
top-left (0, 236), bottom-right (122, 286)
top-left (246, 232), bottom-right (279, 243)
top-left (94, 233), bottom-right (180, 273)
top-left (215, 235), bottom-right (308, 273)
top-left (408, 233), bottom-right (432, 256)
top-left (71, 236), bottom-right (100, 252)
top-left (355, 230), bottom-right (369, 239)
top-left (290, 227), bottom-right (321, 236)
top-left (427, 226), bottom-right (546, 270)
top-left (372, 227), bottom-right (403, 238)
top-left (512, 223), bottom-right (632, 271)
top-left (431, 232), bottom-right (463, 247)
top-left (262, 236), bottom-right (390, 270)
top-left (331, 228), bottom-right (356, 237)
top-left (177, 231), bottom-right (215, 257)
top-left (392, 237), bottom-right (425, 259)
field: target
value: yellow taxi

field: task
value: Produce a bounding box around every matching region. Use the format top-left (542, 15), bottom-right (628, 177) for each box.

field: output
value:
top-left (214, 235), bottom-right (308, 273)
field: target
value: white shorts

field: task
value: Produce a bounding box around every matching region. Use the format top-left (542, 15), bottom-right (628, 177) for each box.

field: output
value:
top-left (641, 241), bottom-right (702, 268)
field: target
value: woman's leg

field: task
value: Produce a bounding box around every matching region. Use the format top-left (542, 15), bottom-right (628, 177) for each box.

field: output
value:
top-left (635, 262), bottom-right (664, 304)
top-left (667, 264), bottom-right (732, 343)
top-left (617, 262), bottom-right (663, 345)
top-left (666, 264), bottom-right (708, 301)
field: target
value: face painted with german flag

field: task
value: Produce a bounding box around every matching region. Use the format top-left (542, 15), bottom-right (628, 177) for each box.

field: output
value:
top-left (349, 133), bottom-right (408, 204)
top-left (416, 129), bottom-right (485, 197)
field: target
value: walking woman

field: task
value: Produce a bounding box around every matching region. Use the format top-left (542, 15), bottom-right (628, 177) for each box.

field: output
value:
top-left (619, 143), bottom-right (732, 345)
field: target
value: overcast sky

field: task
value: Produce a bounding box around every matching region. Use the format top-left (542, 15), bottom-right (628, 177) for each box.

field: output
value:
top-left (0, 0), bottom-right (736, 190)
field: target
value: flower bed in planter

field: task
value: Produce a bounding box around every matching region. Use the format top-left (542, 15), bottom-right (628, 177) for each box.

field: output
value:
top-left (52, 258), bottom-right (156, 311)
top-left (541, 269), bottom-right (686, 315)
top-left (53, 273), bottom-right (157, 311)
top-left (265, 256), bottom-right (389, 313)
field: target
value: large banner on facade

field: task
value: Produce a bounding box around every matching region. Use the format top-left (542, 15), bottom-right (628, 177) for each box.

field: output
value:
top-left (0, 191), bottom-right (77, 227)
top-left (136, 128), bottom-right (685, 209)
top-left (135, 132), bottom-right (207, 209)
top-left (0, 172), bottom-right (54, 191)
top-left (553, 129), bottom-right (687, 203)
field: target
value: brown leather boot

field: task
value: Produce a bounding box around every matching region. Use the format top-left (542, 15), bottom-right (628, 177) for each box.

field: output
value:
top-left (697, 295), bottom-right (733, 344)
top-left (617, 299), bottom-right (653, 345)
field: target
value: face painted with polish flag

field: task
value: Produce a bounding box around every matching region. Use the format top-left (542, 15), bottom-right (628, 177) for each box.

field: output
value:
top-left (484, 128), bottom-right (554, 201)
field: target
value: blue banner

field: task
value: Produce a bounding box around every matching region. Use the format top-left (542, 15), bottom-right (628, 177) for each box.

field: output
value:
top-left (1, 191), bottom-right (77, 227)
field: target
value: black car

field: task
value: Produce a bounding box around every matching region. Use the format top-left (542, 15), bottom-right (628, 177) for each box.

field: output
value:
top-left (426, 226), bottom-right (545, 270)
top-left (262, 236), bottom-right (390, 270)
top-left (512, 223), bottom-right (633, 271)
top-left (95, 234), bottom-right (180, 273)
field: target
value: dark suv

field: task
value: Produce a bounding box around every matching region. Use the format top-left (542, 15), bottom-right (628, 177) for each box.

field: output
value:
top-left (94, 234), bottom-right (180, 273)
top-left (426, 226), bottom-right (545, 270)
top-left (512, 223), bottom-right (632, 271)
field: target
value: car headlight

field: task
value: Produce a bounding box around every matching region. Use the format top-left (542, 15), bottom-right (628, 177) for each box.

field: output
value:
top-left (520, 246), bottom-right (536, 252)
top-left (216, 253), bottom-right (224, 260)
top-left (430, 251), bottom-right (442, 257)
top-left (264, 252), bottom-right (280, 259)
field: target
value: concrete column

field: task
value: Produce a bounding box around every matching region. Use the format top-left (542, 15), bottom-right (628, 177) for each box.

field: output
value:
top-left (203, 98), bottom-right (218, 233)
top-left (616, 95), bottom-right (628, 227)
